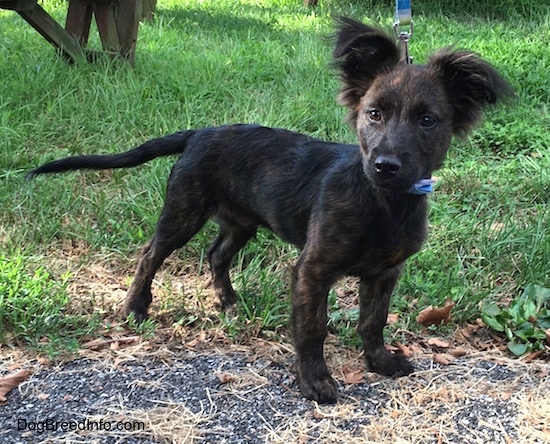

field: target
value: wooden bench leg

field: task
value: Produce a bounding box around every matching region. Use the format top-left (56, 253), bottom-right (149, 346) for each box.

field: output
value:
top-left (18, 4), bottom-right (85, 62)
top-left (141, 0), bottom-right (156, 21)
top-left (94, 0), bottom-right (141, 64)
top-left (116, 0), bottom-right (141, 64)
top-left (65, 0), bottom-right (94, 47)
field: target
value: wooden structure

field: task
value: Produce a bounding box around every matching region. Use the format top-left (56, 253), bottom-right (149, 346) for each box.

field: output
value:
top-left (0, 0), bottom-right (156, 64)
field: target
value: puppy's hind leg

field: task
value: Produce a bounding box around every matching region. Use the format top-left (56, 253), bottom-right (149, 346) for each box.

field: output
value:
top-left (207, 219), bottom-right (257, 309)
top-left (123, 181), bottom-right (211, 322)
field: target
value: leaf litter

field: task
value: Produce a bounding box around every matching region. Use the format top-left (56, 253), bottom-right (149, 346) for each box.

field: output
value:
top-left (1, 252), bottom-right (549, 443)
top-left (1, 332), bottom-right (549, 443)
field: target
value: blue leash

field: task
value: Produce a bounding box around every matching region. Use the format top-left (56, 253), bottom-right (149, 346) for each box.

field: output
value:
top-left (394, 0), bottom-right (413, 64)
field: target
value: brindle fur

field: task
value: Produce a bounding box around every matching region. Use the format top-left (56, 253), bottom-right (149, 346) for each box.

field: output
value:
top-left (28, 18), bottom-right (513, 403)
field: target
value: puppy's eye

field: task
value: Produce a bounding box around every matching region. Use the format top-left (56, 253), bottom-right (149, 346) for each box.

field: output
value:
top-left (420, 115), bottom-right (437, 128)
top-left (368, 110), bottom-right (382, 122)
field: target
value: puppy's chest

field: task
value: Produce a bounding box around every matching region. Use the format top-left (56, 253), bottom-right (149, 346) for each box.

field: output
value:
top-left (356, 216), bottom-right (426, 271)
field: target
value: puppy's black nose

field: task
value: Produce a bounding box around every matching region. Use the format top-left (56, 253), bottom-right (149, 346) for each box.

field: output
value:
top-left (374, 155), bottom-right (401, 176)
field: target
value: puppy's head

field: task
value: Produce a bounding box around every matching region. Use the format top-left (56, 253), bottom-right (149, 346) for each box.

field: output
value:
top-left (333, 17), bottom-right (514, 193)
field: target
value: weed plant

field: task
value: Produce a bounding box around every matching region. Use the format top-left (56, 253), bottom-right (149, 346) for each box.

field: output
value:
top-left (1, 0), bottom-right (549, 355)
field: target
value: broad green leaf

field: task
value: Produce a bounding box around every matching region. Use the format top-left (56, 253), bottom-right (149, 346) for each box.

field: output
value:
top-left (514, 322), bottom-right (536, 341)
top-left (507, 341), bottom-right (529, 356)
top-left (481, 313), bottom-right (505, 332)
top-left (482, 303), bottom-right (502, 318)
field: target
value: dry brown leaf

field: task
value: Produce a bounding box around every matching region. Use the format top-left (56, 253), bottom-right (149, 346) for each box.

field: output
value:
top-left (457, 323), bottom-right (480, 340)
top-left (187, 330), bottom-right (208, 348)
top-left (0, 369), bottom-right (31, 402)
top-left (449, 347), bottom-right (468, 358)
top-left (36, 356), bottom-right (52, 366)
top-left (416, 300), bottom-right (455, 327)
top-left (216, 372), bottom-right (237, 384)
top-left (344, 369), bottom-right (365, 385)
top-left (83, 335), bottom-right (139, 351)
top-left (389, 410), bottom-right (402, 419)
top-left (37, 392), bottom-right (50, 401)
top-left (82, 338), bottom-right (108, 350)
top-left (434, 353), bottom-right (456, 366)
top-left (394, 342), bottom-right (413, 357)
top-left (427, 338), bottom-right (451, 348)
top-left (339, 364), bottom-right (365, 384)
top-left (386, 313), bottom-right (399, 325)
top-left (524, 350), bottom-right (544, 363)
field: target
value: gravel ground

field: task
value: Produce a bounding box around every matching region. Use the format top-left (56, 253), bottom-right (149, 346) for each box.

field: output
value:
top-left (1, 344), bottom-right (549, 443)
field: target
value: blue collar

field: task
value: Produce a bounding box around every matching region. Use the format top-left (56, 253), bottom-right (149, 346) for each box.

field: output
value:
top-left (409, 178), bottom-right (435, 195)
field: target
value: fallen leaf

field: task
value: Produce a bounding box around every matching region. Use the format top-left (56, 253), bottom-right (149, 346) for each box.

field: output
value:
top-left (394, 342), bottom-right (413, 357)
top-left (457, 323), bottom-right (479, 340)
top-left (389, 409), bottom-right (402, 419)
top-left (37, 393), bottom-right (50, 401)
top-left (36, 356), bottom-right (52, 366)
top-left (187, 330), bottom-right (208, 348)
top-left (427, 338), bottom-right (451, 348)
top-left (386, 313), bottom-right (399, 325)
top-left (416, 300), bottom-right (455, 327)
top-left (339, 364), bottom-right (365, 384)
top-left (524, 350), bottom-right (544, 363)
top-left (344, 369), bottom-right (365, 385)
top-left (0, 369), bottom-right (31, 403)
top-left (216, 372), bottom-right (237, 384)
top-left (434, 353), bottom-right (456, 366)
top-left (83, 335), bottom-right (139, 351)
top-left (449, 347), bottom-right (468, 358)
top-left (82, 338), bottom-right (107, 350)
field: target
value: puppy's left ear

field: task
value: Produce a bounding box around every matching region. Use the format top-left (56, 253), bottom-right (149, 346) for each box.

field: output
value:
top-left (428, 49), bottom-right (515, 137)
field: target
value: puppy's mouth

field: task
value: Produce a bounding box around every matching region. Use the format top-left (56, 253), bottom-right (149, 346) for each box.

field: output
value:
top-left (366, 166), bottom-right (432, 195)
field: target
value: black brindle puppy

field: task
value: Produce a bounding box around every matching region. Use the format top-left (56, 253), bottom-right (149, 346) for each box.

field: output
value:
top-left (29, 18), bottom-right (512, 403)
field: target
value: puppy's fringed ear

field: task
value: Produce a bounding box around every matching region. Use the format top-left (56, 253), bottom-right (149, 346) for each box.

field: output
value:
top-left (333, 18), bottom-right (401, 124)
top-left (428, 49), bottom-right (515, 137)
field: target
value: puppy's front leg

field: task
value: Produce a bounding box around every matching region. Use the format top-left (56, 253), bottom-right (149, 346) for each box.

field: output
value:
top-left (358, 267), bottom-right (414, 376)
top-left (292, 259), bottom-right (338, 404)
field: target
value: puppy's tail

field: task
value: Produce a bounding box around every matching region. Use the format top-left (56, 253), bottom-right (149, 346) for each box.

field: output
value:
top-left (26, 130), bottom-right (196, 179)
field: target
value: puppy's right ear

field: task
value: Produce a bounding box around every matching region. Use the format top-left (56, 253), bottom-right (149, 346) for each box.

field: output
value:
top-left (333, 18), bottom-right (401, 123)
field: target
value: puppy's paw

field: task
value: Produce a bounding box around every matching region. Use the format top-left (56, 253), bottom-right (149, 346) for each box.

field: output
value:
top-left (296, 365), bottom-right (339, 404)
top-left (123, 291), bottom-right (152, 324)
top-left (365, 349), bottom-right (414, 377)
top-left (123, 306), bottom-right (148, 324)
top-left (213, 286), bottom-right (238, 311)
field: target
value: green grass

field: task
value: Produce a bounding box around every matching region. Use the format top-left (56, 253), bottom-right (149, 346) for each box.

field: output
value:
top-left (0, 254), bottom-right (99, 356)
top-left (1, 0), bottom-right (549, 355)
